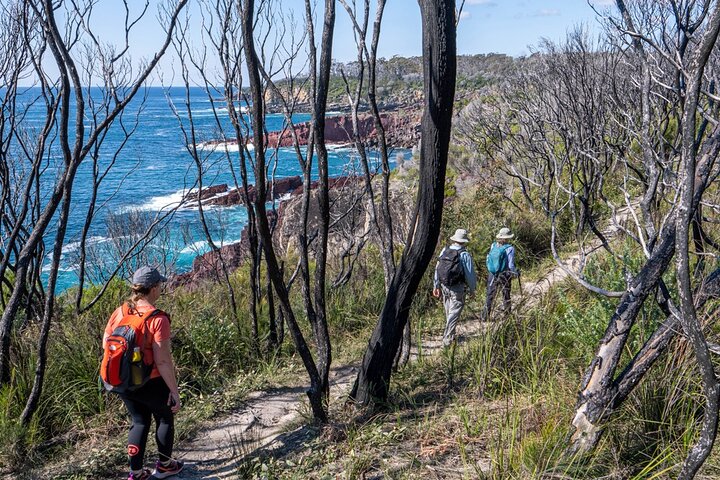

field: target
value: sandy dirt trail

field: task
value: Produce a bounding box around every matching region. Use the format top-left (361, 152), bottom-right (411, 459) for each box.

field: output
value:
top-left (174, 205), bottom-right (634, 479)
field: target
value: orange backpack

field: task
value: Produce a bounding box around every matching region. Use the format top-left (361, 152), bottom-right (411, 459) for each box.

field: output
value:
top-left (100, 304), bottom-right (163, 393)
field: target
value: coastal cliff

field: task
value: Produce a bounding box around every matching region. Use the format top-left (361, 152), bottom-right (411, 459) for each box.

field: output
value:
top-left (171, 105), bottom-right (421, 289)
top-left (198, 110), bottom-right (421, 151)
top-left (169, 165), bottom-right (416, 289)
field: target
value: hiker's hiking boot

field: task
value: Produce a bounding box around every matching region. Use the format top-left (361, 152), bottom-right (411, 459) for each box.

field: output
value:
top-left (128, 468), bottom-right (152, 480)
top-left (153, 458), bottom-right (184, 478)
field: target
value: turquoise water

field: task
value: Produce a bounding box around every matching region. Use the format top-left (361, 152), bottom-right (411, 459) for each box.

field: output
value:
top-left (9, 87), bottom-right (399, 290)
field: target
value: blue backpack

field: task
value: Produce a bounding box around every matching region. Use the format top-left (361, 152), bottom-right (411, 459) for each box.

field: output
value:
top-left (486, 243), bottom-right (511, 275)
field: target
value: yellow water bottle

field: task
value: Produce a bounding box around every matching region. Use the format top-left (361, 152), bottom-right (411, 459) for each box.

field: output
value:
top-left (131, 347), bottom-right (142, 386)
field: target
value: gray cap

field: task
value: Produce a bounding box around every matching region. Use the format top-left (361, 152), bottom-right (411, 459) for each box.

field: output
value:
top-left (131, 266), bottom-right (167, 288)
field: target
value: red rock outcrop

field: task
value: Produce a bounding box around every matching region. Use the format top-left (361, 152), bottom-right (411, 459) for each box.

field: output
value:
top-left (168, 211), bottom-right (279, 289)
top-left (264, 112), bottom-right (419, 149)
top-left (200, 111), bottom-right (421, 151)
top-left (290, 175), bottom-right (364, 198)
top-left (191, 176), bottom-right (303, 208)
top-left (186, 184), bottom-right (229, 202)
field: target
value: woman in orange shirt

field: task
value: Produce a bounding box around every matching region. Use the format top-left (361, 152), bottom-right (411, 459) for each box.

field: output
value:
top-left (103, 266), bottom-right (183, 480)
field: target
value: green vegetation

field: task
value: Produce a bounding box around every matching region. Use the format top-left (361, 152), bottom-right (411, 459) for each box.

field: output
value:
top-left (1, 146), bottom-right (716, 479)
top-left (0, 249), bottom-right (391, 476)
top-left (273, 54), bottom-right (516, 108)
top-left (228, 240), bottom-right (714, 479)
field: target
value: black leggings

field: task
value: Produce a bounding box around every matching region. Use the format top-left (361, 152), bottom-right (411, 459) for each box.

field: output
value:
top-left (119, 377), bottom-right (175, 470)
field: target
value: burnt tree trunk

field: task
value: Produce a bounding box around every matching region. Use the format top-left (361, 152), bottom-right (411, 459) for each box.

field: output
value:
top-left (310, 0), bottom-right (336, 397)
top-left (241, 0), bottom-right (327, 422)
top-left (21, 188), bottom-right (71, 425)
top-left (674, 4), bottom-right (720, 475)
top-left (350, 0), bottom-right (456, 406)
top-left (568, 0), bottom-right (720, 452)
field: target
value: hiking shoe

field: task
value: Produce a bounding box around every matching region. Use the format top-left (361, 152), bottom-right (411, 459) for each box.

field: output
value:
top-left (153, 459), bottom-right (184, 478)
top-left (128, 468), bottom-right (152, 480)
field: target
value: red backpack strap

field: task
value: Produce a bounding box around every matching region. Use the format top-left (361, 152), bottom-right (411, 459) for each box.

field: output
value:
top-left (118, 305), bottom-right (166, 347)
top-left (121, 304), bottom-right (166, 324)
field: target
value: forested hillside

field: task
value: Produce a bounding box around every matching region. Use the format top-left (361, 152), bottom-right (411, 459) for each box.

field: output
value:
top-left (264, 53), bottom-right (517, 112)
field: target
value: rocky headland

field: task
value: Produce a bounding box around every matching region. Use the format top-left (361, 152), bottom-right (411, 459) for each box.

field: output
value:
top-left (198, 110), bottom-right (420, 151)
top-left (184, 176), bottom-right (303, 208)
top-left (171, 107), bottom-right (420, 289)
top-left (169, 163), bottom-right (416, 290)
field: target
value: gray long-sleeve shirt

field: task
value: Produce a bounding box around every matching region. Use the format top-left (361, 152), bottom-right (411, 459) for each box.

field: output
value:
top-left (433, 244), bottom-right (477, 293)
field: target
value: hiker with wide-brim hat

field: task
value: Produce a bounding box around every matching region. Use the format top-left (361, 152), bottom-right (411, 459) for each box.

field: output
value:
top-left (103, 266), bottom-right (184, 480)
top-left (482, 227), bottom-right (520, 320)
top-left (432, 228), bottom-right (477, 346)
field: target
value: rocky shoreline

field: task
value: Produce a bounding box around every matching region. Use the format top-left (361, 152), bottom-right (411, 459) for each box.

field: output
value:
top-left (185, 176), bottom-right (303, 207)
top-left (197, 110), bottom-right (420, 151)
top-left (170, 109), bottom-right (420, 290)
top-left (168, 174), bottom-right (367, 289)
top-left (168, 160), bottom-right (418, 290)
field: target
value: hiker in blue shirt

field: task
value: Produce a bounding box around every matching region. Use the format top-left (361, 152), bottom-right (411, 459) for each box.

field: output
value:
top-left (482, 227), bottom-right (519, 320)
top-left (433, 228), bottom-right (477, 346)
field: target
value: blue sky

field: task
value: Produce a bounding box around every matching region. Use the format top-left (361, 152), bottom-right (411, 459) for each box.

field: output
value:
top-left (36, 0), bottom-right (618, 85)
top-left (455, 0), bottom-right (614, 56)
top-left (339, 0), bottom-right (616, 60)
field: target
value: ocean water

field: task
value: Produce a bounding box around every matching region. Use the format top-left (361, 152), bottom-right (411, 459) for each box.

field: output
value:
top-left (9, 87), bottom-right (402, 291)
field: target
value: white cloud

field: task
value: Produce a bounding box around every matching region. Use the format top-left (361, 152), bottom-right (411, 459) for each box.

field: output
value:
top-left (459, 10), bottom-right (472, 20)
top-left (533, 8), bottom-right (561, 17)
top-left (465, 0), bottom-right (498, 6)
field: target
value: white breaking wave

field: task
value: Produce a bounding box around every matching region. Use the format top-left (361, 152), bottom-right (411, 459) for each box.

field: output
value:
top-left (326, 143), bottom-right (354, 152)
top-left (192, 107), bottom-right (221, 114)
top-left (275, 193), bottom-right (294, 203)
top-left (216, 238), bottom-right (243, 250)
top-left (179, 236), bottom-right (243, 255)
top-left (195, 141), bottom-right (254, 152)
top-left (123, 189), bottom-right (190, 212)
top-left (180, 240), bottom-right (209, 254)
top-left (41, 263), bottom-right (75, 274)
top-left (62, 235), bottom-right (110, 254)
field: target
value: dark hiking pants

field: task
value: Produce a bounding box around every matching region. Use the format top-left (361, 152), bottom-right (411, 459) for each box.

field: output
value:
top-left (482, 271), bottom-right (513, 320)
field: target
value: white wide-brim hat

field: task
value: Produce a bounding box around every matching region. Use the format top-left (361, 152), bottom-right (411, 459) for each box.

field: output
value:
top-left (450, 228), bottom-right (470, 243)
top-left (496, 227), bottom-right (514, 239)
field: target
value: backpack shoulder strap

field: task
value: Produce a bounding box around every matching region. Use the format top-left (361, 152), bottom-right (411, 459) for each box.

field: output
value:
top-left (122, 304), bottom-right (166, 323)
top-left (113, 303), bottom-right (140, 328)
top-left (143, 308), bottom-right (163, 319)
top-left (117, 305), bottom-right (168, 340)
top-left (144, 309), bottom-right (169, 324)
